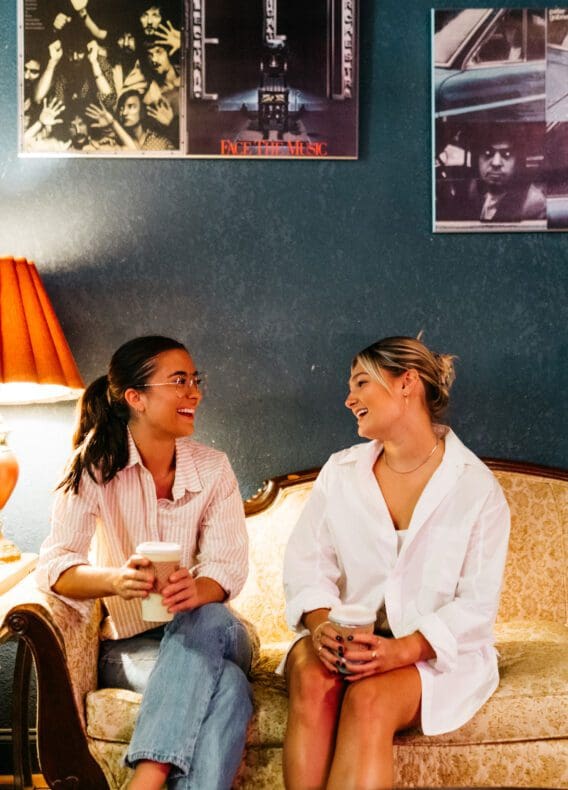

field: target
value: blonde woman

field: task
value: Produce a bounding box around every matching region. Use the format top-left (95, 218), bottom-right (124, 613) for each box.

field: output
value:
top-left (283, 335), bottom-right (510, 790)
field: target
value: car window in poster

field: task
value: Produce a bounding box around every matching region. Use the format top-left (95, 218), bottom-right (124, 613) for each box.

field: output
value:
top-left (19, 0), bottom-right (359, 159)
top-left (433, 8), bottom-right (568, 232)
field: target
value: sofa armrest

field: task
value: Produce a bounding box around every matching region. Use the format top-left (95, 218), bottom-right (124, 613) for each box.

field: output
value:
top-left (0, 574), bottom-right (108, 789)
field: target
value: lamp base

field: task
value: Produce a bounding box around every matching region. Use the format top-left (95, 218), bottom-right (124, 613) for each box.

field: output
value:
top-left (0, 533), bottom-right (22, 562)
top-left (0, 417), bottom-right (21, 562)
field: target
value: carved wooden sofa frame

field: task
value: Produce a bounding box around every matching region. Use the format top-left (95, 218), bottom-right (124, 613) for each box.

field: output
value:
top-left (1, 458), bottom-right (567, 789)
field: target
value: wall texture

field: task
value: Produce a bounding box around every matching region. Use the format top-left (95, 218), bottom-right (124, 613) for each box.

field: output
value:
top-left (0, 0), bottom-right (566, 772)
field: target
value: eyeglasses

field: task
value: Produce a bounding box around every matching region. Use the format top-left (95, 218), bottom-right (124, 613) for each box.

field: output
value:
top-left (139, 373), bottom-right (207, 398)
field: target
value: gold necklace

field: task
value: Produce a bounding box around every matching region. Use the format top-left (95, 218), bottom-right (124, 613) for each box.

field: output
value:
top-left (384, 439), bottom-right (439, 474)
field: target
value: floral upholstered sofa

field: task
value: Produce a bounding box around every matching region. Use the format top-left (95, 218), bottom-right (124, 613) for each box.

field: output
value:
top-left (1, 459), bottom-right (567, 789)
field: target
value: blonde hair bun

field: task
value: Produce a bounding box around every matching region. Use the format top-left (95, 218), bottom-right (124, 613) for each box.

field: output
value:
top-left (435, 352), bottom-right (456, 390)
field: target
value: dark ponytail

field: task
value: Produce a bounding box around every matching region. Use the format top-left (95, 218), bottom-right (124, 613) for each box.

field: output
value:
top-left (58, 335), bottom-right (187, 494)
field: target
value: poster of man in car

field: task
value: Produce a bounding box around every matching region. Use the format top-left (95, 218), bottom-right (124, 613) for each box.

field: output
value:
top-left (434, 8), bottom-right (568, 231)
top-left (19, 0), bottom-right (359, 159)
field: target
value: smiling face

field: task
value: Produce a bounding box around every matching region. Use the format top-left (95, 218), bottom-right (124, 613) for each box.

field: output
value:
top-left (345, 362), bottom-right (405, 441)
top-left (132, 349), bottom-right (202, 441)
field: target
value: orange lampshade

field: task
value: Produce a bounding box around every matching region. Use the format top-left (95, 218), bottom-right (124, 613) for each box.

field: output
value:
top-left (0, 257), bottom-right (85, 404)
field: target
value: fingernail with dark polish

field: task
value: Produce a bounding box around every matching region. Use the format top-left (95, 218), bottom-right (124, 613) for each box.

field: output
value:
top-left (338, 647), bottom-right (344, 656)
top-left (335, 660), bottom-right (341, 668)
top-left (335, 635), bottom-right (343, 642)
top-left (347, 635), bottom-right (354, 641)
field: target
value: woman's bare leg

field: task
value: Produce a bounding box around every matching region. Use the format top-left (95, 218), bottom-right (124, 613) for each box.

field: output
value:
top-left (128, 759), bottom-right (170, 789)
top-left (327, 666), bottom-right (422, 790)
top-left (283, 637), bottom-right (345, 790)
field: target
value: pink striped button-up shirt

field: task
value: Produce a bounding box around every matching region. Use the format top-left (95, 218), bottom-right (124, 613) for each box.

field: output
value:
top-left (36, 433), bottom-right (248, 640)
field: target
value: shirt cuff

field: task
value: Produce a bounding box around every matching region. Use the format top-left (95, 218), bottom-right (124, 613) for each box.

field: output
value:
top-left (285, 592), bottom-right (341, 632)
top-left (197, 563), bottom-right (246, 601)
top-left (36, 557), bottom-right (93, 617)
top-left (415, 611), bottom-right (458, 673)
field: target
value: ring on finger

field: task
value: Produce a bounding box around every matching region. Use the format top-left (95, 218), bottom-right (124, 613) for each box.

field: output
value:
top-left (372, 650), bottom-right (377, 659)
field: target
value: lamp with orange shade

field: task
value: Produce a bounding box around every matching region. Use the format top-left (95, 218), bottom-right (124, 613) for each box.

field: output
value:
top-left (0, 256), bottom-right (84, 561)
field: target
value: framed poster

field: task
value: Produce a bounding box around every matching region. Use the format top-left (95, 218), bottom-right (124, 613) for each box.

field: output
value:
top-left (19, 0), bottom-right (359, 159)
top-left (433, 8), bottom-right (568, 232)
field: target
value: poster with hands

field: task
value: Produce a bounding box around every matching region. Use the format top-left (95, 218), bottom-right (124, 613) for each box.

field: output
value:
top-left (19, 0), bottom-right (359, 159)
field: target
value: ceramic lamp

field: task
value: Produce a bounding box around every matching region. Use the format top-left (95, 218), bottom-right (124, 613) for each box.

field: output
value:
top-left (0, 417), bottom-right (20, 561)
top-left (0, 257), bottom-right (84, 561)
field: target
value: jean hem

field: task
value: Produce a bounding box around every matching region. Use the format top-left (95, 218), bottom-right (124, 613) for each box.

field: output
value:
top-left (125, 750), bottom-right (189, 774)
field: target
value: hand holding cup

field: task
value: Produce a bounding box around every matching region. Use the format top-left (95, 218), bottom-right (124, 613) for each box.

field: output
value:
top-left (112, 554), bottom-right (154, 600)
top-left (160, 566), bottom-right (200, 614)
top-left (312, 619), bottom-right (345, 673)
top-left (328, 604), bottom-right (375, 675)
top-left (136, 541), bottom-right (181, 621)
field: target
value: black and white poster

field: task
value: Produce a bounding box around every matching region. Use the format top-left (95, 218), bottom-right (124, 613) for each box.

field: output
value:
top-left (433, 8), bottom-right (568, 231)
top-left (20, 0), bottom-right (359, 159)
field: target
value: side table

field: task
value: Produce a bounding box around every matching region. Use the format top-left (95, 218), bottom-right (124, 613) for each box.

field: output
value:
top-left (0, 555), bottom-right (38, 595)
top-left (0, 554), bottom-right (38, 790)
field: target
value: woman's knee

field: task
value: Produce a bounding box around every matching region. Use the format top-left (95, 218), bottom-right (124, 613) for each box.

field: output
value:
top-left (340, 681), bottom-right (399, 740)
top-left (342, 674), bottom-right (418, 733)
top-left (288, 657), bottom-right (343, 716)
top-left (168, 603), bottom-right (251, 671)
top-left (169, 603), bottom-right (239, 640)
top-left (179, 601), bottom-right (231, 627)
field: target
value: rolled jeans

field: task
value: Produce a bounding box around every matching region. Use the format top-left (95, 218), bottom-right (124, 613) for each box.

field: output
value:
top-left (98, 603), bottom-right (253, 790)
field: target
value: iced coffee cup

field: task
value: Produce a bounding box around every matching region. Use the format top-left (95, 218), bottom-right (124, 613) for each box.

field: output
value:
top-left (329, 604), bottom-right (375, 674)
top-left (136, 541), bottom-right (181, 622)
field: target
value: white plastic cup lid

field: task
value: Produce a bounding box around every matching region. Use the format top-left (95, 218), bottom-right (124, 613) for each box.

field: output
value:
top-left (136, 541), bottom-right (181, 561)
top-left (329, 604), bottom-right (375, 626)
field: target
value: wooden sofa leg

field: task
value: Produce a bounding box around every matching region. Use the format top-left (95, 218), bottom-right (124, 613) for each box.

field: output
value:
top-left (8, 607), bottom-right (108, 789)
top-left (12, 639), bottom-right (33, 789)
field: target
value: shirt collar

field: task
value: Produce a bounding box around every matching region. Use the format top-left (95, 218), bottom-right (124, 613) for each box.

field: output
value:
top-left (171, 437), bottom-right (203, 499)
top-left (125, 429), bottom-right (203, 500)
top-left (125, 429), bottom-right (143, 469)
top-left (337, 425), bottom-right (461, 470)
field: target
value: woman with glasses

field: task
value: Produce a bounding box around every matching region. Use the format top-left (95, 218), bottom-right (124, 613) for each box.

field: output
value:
top-left (282, 335), bottom-right (510, 790)
top-left (37, 335), bottom-right (252, 790)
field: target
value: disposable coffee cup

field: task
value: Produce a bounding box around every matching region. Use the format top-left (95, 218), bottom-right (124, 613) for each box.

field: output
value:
top-left (329, 604), bottom-right (375, 674)
top-left (136, 541), bottom-right (181, 622)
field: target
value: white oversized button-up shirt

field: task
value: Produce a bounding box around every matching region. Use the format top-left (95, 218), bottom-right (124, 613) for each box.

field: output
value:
top-left (283, 429), bottom-right (510, 735)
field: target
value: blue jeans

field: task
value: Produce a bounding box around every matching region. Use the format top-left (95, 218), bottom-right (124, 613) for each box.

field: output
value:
top-left (98, 603), bottom-right (253, 790)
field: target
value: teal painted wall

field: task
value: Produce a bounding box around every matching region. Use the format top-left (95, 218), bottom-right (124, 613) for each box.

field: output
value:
top-left (0, 0), bottom-right (566, 771)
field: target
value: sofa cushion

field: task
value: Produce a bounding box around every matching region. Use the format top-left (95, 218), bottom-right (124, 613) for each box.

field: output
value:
top-left (87, 687), bottom-right (142, 742)
top-left (86, 621), bottom-right (568, 748)
top-left (402, 620), bottom-right (568, 746)
top-left (495, 473), bottom-right (568, 623)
